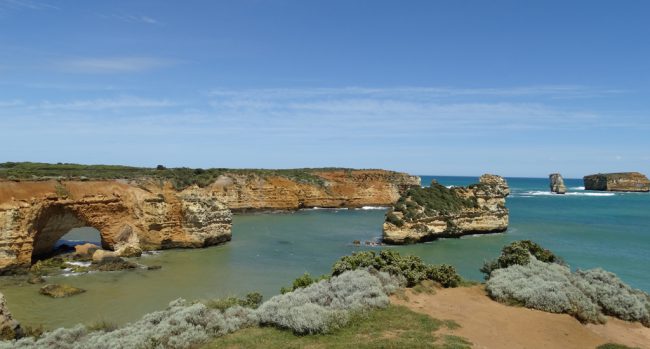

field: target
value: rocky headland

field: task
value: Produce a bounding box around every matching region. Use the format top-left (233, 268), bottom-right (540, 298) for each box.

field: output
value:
top-left (583, 172), bottom-right (650, 192)
top-left (382, 174), bottom-right (509, 244)
top-left (549, 173), bottom-right (567, 194)
top-left (0, 163), bottom-right (419, 274)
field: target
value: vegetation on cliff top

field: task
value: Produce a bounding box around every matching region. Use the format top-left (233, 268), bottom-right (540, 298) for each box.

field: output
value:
top-left (0, 162), bottom-right (403, 190)
top-left (386, 183), bottom-right (477, 226)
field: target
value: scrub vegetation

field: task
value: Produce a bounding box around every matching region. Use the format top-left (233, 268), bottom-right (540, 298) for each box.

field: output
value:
top-left (386, 183), bottom-right (476, 226)
top-left (484, 241), bottom-right (650, 326)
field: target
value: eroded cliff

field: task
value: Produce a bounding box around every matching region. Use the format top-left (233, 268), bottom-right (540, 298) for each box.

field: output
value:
top-left (583, 172), bottom-right (650, 192)
top-left (0, 168), bottom-right (419, 274)
top-left (382, 174), bottom-right (509, 244)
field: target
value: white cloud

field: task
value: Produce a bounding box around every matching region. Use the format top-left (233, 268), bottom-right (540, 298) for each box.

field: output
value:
top-left (58, 57), bottom-right (173, 73)
top-left (36, 96), bottom-right (176, 111)
top-left (0, 0), bottom-right (58, 11)
top-left (0, 99), bottom-right (22, 107)
top-left (109, 14), bottom-right (160, 25)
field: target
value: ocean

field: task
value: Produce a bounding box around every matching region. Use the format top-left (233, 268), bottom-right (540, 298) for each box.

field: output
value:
top-left (0, 175), bottom-right (648, 328)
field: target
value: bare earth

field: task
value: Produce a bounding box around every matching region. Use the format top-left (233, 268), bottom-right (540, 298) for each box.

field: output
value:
top-left (391, 285), bottom-right (650, 349)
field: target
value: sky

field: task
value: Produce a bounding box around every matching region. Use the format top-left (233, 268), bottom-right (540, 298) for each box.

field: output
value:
top-left (1, 0), bottom-right (649, 177)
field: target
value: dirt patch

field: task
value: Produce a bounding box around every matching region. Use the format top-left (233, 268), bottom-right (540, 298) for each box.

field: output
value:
top-left (391, 285), bottom-right (650, 349)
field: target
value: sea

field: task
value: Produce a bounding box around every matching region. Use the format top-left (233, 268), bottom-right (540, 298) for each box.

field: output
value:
top-left (0, 176), bottom-right (648, 329)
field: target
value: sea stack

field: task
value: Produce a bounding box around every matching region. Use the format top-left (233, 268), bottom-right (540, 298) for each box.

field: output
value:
top-left (549, 173), bottom-right (567, 194)
top-left (382, 174), bottom-right (510, 244)
top-left (583, 172), bottom-right (650, 192)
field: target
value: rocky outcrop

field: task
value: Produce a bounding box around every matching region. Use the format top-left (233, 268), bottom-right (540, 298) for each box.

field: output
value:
top-left (207, 170), bottom-right (420, 211)
top-left (383, 174), bottom-right (509, 244)
top-left (0, 292), bottom-right (21, 340)
top-left (39, 284), bottom-right (86, 298)
top-left (583, 172), bottom-right (650, 192)
top-left (0, 181), bottom-right (232, 274)
top-left (0, 169), bottom-right (418, 274)
top-left (549, 173), bottom-right (567, 194)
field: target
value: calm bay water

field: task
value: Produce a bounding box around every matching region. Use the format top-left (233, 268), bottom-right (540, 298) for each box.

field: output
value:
top-left (0, 176), bottom-right (648, 328)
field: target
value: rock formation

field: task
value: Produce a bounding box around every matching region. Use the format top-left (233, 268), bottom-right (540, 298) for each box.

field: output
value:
top-left (0, 292), bottom-right (20, 340)
top-left (0, 169), bottom-right (418, 274)
top-left (383, 174), bottom-right (510, 244)
top-left (549, 173), bottom-right (567, 194)
top-left (583, 172), bottom-right (650, 192)
top-left (39, 284), bottom-right (86, 298)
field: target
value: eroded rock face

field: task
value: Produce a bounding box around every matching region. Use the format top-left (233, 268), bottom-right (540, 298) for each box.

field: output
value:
top-left (0, 292), bottom-right (21, 340)
top-left (583, 172), bottom-right (650, 192)
top-left (0, 181), bottom-right (232, 274)
top-left (383, 174), bottom-right (510, 244)
top-left (549, 173), bottom-right (567, 194)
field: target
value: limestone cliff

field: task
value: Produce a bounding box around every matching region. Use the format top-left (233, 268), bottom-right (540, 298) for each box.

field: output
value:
top-left (583, 172), bottom-right (650, 192)
top-left (549, 173), bottom-right (567, 194)
top-left (0, 169), bottom-right (419, 274)
top-left (0, 181), bottom-right (232, 274)
top-left (0, 292), bottom-right (20, 340)
top-left (383, 174), bottom-right (509, 244)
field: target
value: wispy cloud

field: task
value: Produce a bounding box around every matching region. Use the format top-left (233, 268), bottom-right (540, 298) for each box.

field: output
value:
top-left (0, 99), bottom-right (23, 107)
top-left (58, 57), bottom-right (173, 74)
top-left (106, 14), bottom-right (160, 25)
top-left (0, 0), bottom-right (58, 11)
top-left (36, 96), bottom-right (176, 111)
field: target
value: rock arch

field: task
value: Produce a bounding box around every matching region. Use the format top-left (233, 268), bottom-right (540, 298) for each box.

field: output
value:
top-left (0, 181), bottom-right (232, 274)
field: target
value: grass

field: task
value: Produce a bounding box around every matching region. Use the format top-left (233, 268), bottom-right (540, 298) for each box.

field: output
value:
top-left (203, 305), bottom-right (471, 349)
top-left (0, 162), bottom-right (397, 190)
top-left (596, 344), bottom-right (641, 349)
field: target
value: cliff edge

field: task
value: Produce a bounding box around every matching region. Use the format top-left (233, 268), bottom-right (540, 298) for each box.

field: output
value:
top-left (382, 174), bottom-right (509, 244)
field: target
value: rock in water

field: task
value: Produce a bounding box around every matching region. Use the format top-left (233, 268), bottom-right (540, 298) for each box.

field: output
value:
top-left (549, 173), bottom-right (567, 194)
top-left (583, 172), bottom-right (650, 192)
top-left (0, 292), bottom-right (21, 340)
top-left (74, 243), bottom-right (100, 259)
top-left (92, 250), bottom-right (121, 263)
top-left (382, 174), bottom-right (510, 244)
top-left (39, 284), bottom-right (86, 298)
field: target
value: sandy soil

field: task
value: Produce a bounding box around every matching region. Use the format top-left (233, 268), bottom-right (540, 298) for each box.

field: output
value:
top-left (391, 285), bottom-right (650, 349)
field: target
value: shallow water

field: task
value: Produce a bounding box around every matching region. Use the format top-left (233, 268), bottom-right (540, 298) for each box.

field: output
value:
top-left (0, 176), bottom-right (648, 329)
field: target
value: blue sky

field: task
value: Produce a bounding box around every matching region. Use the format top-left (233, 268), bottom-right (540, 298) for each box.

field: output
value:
top-left (1, 0), bottom-right (649, 177)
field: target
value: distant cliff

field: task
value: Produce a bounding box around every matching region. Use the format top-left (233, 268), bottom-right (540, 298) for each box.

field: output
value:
top-left (382, 174), bottom-right (509, 244)
top-left (0, 164), bottom-right (420, 274)
top-left (583, 172), bottom-right (650, 192)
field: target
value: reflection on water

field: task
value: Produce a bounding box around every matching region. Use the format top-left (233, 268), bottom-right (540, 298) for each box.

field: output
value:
top-left (0, 176), bottom-right (649, 329)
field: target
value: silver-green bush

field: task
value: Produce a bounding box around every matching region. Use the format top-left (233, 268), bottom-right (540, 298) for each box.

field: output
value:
top-left (0, 269), bottom-right (401, 348)
top-left (486, 257), bottom-right (650, 326)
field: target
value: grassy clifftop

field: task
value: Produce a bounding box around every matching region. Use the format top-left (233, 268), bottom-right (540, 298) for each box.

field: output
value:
top-left (0, 162), bottom-right (383, 189)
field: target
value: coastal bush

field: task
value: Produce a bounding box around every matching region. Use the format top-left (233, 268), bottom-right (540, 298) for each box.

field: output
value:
top-left (390, 183), bottom-right (476, 222)
top-left (486, 256), bottom-right (650, 326)
top-left (331, 249), bottom-right (460, 287)
top-left (279, 273), bottom-right (330, 294)
top-left (572, 269), bottom-right (650, 326)
top-left (204, 292), bottom-right (264, 311)
top-left (257, 269), bottom-right (399, 334)
top-left (481, 240), bottom-right (558, 278)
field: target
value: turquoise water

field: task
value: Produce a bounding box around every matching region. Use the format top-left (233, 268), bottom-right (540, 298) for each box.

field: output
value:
top-left (0, 175), bottom-right (648, 328)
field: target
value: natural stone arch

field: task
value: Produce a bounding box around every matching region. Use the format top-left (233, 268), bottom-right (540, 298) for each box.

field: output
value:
top-left (28, 198), bottom-right (134, 262)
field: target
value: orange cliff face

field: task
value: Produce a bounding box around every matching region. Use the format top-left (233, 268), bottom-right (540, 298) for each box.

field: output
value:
top-left (0, 169), bottom-right (420, 274)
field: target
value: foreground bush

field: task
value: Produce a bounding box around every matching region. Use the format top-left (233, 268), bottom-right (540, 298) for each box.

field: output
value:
top-left (486, 256), bottom-right (650, 326)
top-left (0, 269), bottom-right (400, 348)
top-left (332, 250), bottom-right (461, 287)
top-left (480, 240), bottom-right (558, 278)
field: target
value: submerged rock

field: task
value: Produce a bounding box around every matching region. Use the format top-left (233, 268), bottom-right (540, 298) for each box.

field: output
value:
top-left (39, 284), bottom-right (86, 298)
top-left (549, 173), bottom-right (567, 194)
top-left (383, 174), bottom-right (510, 244)
top-left (91, 259), bottom-right (138, 272)
top-left (0, 292), bottom-right (21, 340)
top-left (584, 172), bottom-right (650, 192)
top-left (27, 275), bottom-right (45, 284)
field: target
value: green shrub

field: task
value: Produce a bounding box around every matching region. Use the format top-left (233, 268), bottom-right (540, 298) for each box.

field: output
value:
top-left (332, 250), bottom-right (461, 288)
top-left (481, 240), bottom-right (558, 278)
top-left (205, 292), bottom-right (264, 311)
top-left (385, 211), bottom-right (404, 227)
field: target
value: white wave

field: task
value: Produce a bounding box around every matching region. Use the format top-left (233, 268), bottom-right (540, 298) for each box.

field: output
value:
top-left (445, 185), bottom-right (456, 189)
top-left (66, 261), bottom-right (91, 267)
top-left (523, 191), bottom-right (615, 197)
top-left (570, 186), bottom-right (585, 190)
top-left (361, 206), bottom-right (388, 210)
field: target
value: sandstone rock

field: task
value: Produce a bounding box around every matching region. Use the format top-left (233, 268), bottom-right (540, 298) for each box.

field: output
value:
top-left (383, 174), bottom-right (510, 244)
top-left (74, 243), bottom-right (100, 259)
top-left (92, 250), bottom-right (121, 263)
top-left (39, 284), bottom-right (86, 298)
top-left (583, 172), bottom-right (650, 192)
top-left (146, 265), bottom-right (162, 270)
top-left (549, 173), bottom-right (567, 194)
top-left (27, 275), bottom-right (45, 284)
top-left (0, 292), bottom-right (21, 340)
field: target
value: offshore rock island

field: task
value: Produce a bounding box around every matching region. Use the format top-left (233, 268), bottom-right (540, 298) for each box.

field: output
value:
top-left (0, 163), bottom-right (419, 274)
top-left (583, 172), bottom-right (650, 192)
top-left (382, 174), bottom-right (510, 244)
